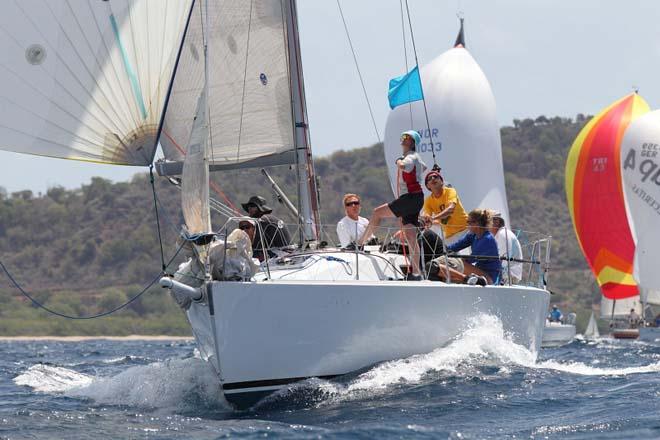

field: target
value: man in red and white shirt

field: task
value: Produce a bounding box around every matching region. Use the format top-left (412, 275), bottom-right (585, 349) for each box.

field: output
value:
top-left (360, 130), bottom-right (426, 280)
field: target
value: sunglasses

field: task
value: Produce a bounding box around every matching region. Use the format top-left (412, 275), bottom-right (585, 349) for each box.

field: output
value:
top-left (427, 175), bottom-right (441, 182)
top-left (239, 223), bottom-right (254, 230)
top-left (345, 201), bottom-right (360, 207)
top-left (400, 134), bottom-right (412, 142)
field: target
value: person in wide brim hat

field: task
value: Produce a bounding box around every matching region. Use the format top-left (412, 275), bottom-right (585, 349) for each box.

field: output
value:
top-left (241, 195), bottom-right (273, 216)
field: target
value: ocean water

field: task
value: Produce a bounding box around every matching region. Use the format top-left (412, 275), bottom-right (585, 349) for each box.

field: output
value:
top-left (2, 316), bottom-right (660, 439)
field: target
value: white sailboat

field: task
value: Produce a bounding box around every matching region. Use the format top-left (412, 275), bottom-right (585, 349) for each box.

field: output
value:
top-left (0, 1), bottom-right (550, 408)
top-left (584, 311), bottom-right (600, 340)
top-left (620, 110), bottom-right (660, 343)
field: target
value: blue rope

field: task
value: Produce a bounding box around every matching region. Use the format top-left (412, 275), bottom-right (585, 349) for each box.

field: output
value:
top-left (0, 240), bottom-right (185, 320)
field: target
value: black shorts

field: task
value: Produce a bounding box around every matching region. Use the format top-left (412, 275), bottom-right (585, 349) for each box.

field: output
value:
top-left (388, 192), bottom-right (424, 226)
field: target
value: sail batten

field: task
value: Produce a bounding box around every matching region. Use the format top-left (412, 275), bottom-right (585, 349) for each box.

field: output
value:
top-left (0, 0), bottom-right (193, 166)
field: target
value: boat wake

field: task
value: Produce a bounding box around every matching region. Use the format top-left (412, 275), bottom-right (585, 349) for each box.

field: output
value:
top-left (14, 357), bottom-right (229, 412)
top-left (259, 314), bottom-right (660, 408)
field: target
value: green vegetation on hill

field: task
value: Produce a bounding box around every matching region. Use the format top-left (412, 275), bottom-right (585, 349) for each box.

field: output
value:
top-left (0, 115), bottom-right (602, 335)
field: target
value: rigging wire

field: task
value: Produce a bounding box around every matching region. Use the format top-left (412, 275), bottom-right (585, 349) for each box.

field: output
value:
top-left (335, 0), bottom-right (381, 143)
top-left (0, 239), bottom-right (186, 321)
top-left (150, 165), bottom-right (166, 271)
top-left (403, 0), bottom-right (438, 169)
top-left (399, 0), bottom-right (413, 129)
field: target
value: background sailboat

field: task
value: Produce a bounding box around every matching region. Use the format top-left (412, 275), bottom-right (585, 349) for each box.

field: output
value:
top-left (565, 93), bottom-right (649, 335)
top-left (620, 110), bottom-right (660, 342)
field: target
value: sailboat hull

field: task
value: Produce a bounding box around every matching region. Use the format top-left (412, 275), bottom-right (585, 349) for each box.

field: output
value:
top-left (185, 280), bottom-right (549, 408)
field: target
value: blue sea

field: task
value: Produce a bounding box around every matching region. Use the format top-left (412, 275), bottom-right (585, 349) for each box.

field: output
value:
top-left (2, 318), bottom-right (660, 439)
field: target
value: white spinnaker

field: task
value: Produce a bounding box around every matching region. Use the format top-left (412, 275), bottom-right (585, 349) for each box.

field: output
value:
top-left (0, 0), bottom-right (192, 165)
top-left (384, 47), bottom-right (509, 222)
top-left (161, 0), bottom-right (294, 167)
top-left (600, 296), bottom-right (642, 319)
top-left (620, 110), bottom-right (660, 306)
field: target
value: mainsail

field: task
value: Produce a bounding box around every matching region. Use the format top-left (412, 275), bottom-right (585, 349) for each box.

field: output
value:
top-left (383, 26), bottom-right (510, 221)
top-left (158, 0), bottom-right (296, 174)
top-left (620, 110), bottom-right (660, 307)
top-left (0, 0), bottom-right (193, 165)
top-left (565, 93), bottom-right (649, 300)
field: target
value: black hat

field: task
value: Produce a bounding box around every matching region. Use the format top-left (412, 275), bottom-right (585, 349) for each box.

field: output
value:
top-left (241, 195), bottom-right (273, 214)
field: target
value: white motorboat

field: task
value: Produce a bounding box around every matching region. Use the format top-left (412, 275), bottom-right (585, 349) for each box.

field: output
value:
top-left (0, 1), bottom-right (551, 409)
top-left (541, 320), bottom-right (576, 348)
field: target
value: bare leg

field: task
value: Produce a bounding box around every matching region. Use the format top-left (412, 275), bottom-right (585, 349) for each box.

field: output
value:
top-left (359, 203), bottom-right (394, 246)
top-left (403, 225), bottom-right (421, 275)
top-left (435, 263), bottom-right (493, 284)
top-left (436, 264), bottom-right (468, 283)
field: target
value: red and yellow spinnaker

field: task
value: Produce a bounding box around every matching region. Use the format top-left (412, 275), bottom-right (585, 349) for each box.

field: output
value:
top-left (565, 93), bottom-right (650, 300)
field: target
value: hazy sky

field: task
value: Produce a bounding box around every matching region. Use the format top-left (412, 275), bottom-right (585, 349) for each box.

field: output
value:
top-left (1, 0), bottom-right (659, 194)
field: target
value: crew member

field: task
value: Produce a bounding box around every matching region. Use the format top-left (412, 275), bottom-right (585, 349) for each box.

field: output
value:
top-left (421, 169), bottom-right (468, 246)
top-left (336, 193), bottom-right (373, 248)
top-left (489, 211), bottom-right (523, 284)
top-left (359, 130), bottom-right (426, 280)
top-left (241, 195), bottom-right (291, 261)
top-left (430, 209), bottom-right (501, 285)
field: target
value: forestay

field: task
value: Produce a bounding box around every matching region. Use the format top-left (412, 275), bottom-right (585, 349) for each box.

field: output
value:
top-left (0, 0), bottom-right (192, 165)
top-left (620, 110), bottom-right (660, 306)
top-left (159, 0), bottom-right (295, 172)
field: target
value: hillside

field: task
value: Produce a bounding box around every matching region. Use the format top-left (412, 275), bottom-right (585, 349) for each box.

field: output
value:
top-left (0, 115), bottom-right (601, 335)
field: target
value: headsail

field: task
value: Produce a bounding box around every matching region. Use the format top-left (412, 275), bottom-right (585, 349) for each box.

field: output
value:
top-left (620, 110), bottom-right (660, 306)
top-left (158, 0), bottom-right (295, 174)
top-left (565, 93), bottom-right (649, 300)
top-left (383, 24), bottom-right (509, 221)
top-left (0, 0), bottom-right (193, 165)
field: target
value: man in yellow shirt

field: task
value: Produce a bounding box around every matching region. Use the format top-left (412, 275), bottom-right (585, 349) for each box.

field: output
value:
top-left (421, 170), bottom-right (469, 246)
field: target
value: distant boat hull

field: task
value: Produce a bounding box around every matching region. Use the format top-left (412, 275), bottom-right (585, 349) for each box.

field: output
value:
top-left (184, 279), bottom-right (549, 408)
top-left (611, 328), bottom-right (639, 339)
top-left (541, 322), bottom-right (576, 348)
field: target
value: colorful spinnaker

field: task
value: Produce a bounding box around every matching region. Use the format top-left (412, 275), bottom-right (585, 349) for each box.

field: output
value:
top-left (565, 93), bottom-right (650, 300)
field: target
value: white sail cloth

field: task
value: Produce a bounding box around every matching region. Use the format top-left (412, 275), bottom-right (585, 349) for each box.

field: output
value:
top-left (620, 110), bottom-right (660, 306)
top-left (160, 0), bottom-right (295, 168)
top-left (0, 0), bottom-right (192, 165)
top-left (600, 296), bottom-right (642, 319)
top-left (181, 91), bottom-right (211, 235)
top-left (384, 47), bottom-right (509, 222)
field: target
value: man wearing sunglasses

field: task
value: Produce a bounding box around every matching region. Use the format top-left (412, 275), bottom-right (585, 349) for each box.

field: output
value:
top-left (336, 193), bottom-right (373, 248)
top-left (359, 130), bottom-right (426, 280)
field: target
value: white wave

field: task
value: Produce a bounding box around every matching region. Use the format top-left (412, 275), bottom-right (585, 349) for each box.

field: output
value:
top-left (535, 359), bottom-right (660, 376)
top-left (345, 314), bottom-right (534, 393)
top-left (14, 358), bottom-right (229, 411)
top-left (14, 364), bottom-right (93, 393)
top-left (67, 357), bottom-right (229, 410)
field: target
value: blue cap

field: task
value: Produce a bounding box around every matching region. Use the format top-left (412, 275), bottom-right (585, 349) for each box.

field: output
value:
top-left (401, 130), bottom-right (421, 149)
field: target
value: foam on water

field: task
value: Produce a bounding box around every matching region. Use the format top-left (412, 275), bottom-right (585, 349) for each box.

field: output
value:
top-left (14, 364), bottom-right (94, 393)
top-left (14, 358), bottom-right (229, 411)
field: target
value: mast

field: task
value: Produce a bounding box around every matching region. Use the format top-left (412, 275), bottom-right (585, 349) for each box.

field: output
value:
top-left (284, 0), bottom-right (320, 243)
